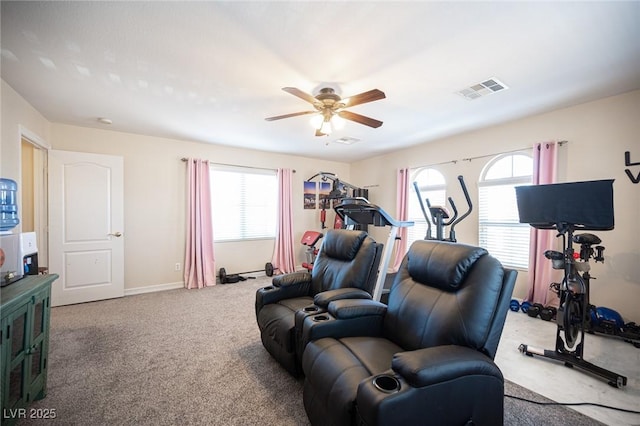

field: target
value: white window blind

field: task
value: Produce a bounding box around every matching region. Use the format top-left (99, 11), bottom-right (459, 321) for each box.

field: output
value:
top-left (210, 167), bottom-right (277, 242)
top-left (478, 153), bottom-right (532, 269)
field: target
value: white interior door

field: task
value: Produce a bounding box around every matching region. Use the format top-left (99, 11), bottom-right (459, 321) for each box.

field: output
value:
top-left (48, 150), bottom-right (124, 306)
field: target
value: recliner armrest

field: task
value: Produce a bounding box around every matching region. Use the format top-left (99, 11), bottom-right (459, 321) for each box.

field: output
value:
top-left (255, 272), bottom-right (312, 313)
top-left (328, 299), bottom-right (387, 319)
top-left (299, 300), bottom-right (386, 350)
top-left (314, 288), bottom-right (372, 308)
top-left (356, 346), bottom-right (505, 426)
top-left (273, 271), bottom-right (311, 287)
top-left (391, 345), bottom-right (502, 388)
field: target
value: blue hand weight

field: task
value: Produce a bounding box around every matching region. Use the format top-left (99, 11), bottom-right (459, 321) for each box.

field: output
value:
top-left (520, 301), bottom-right (531, 313)
top-left (509, 299), bottom-right (521, 312)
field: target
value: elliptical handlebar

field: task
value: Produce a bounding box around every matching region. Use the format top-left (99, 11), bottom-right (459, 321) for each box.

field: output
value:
top-left (449, 175), bottom-right (473, 238)
top-left (444, 197), bottom-right (459, 226)
top-left (413, 181), bottom-right (432, 239)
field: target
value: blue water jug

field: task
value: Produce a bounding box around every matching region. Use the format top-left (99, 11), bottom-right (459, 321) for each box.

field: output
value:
top-left (0, 178), bottom-right (20, 231)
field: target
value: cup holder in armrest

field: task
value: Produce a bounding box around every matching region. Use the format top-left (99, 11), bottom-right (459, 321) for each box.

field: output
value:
top-left (312, 314), bottom-right (330, 322)
top-left (262, 286), bottom-right (275, 291)
top-left (303, 305), bottom-right (320, 313)
top-left (372, 375), bottom-right (401, 394)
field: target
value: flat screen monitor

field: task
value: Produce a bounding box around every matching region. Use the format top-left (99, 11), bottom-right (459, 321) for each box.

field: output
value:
top-left (515, 179), bottom-right (614, 231)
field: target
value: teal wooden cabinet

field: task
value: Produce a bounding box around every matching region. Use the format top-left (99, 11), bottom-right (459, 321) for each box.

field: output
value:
top-left (1, 274), bottom-right (58, 424)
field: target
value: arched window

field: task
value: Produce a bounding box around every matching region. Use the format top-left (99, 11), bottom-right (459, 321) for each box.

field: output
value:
top-left (407, 168), bottom-right (446, 247)
top-left (478, 153), bottom-right (533, 269)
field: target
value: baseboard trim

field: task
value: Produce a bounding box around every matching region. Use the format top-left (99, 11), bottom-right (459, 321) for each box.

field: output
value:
top-left (125, 269), bottom-right (309, 295)
top-left (125, 281), bottom-right (184, 296)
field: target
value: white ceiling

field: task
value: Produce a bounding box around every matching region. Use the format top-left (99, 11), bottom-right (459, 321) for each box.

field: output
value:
top-left (2, 1), bottom-right (639, 162)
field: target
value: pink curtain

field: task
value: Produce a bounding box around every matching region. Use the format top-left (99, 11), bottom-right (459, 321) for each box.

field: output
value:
top-left (184, 159), bottom-right (216, 289)
top-left (526, 142), bottom-right (561, 305)
top-left (391, 168), bottom-right (410, 272)
top-left (271, 168), bottom-right (296, 274)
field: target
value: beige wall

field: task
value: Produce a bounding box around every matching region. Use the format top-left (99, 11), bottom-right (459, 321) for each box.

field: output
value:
top-left (351, 90), bottom-right (640, 322)
top-left (1, 80), bottom-right (51, 204)
top-left (50, 124), bottom-right (350, 290)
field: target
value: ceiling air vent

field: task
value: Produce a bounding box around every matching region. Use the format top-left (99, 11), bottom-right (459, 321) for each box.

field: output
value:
top-left (333, 137), bottom-right (360, 145)
top-left (457, 78), bottom-right (508, 100)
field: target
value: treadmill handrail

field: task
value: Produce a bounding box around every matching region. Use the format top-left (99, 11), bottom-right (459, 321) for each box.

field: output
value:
top-left (334, 198), bottom-right (414, 228)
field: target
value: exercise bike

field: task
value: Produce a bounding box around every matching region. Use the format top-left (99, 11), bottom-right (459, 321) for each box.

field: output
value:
top-left (515, 179), bottom-right (627, 388)
top-left (412, 175), bottom-right (472, 242)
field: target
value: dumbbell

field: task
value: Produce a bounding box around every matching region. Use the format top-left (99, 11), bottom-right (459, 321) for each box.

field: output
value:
top-left (540, 306), bottom-right (557, 321)
top-left (509, 299), bottom-right (521, 312)
top-left (520, 301), bottom-right (531, 313)
top-left (527, 303), bottom-right (545, 318)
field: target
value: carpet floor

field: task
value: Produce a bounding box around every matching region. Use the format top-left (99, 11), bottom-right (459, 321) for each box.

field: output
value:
top-left (17, 276), bottom-right (604, 425)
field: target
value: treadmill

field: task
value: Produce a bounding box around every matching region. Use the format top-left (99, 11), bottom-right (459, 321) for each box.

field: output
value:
top-left (334, 197), bottom-right (414, 302)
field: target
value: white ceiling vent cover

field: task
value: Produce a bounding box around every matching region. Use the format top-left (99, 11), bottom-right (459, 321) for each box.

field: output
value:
top-left (333, 137), bottom-right (361, 145)
top-left (457, 78), bottom-right (508, 100)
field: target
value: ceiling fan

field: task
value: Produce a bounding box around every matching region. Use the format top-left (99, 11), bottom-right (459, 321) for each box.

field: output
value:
top-left (265, 87), bottom-right (386, 136)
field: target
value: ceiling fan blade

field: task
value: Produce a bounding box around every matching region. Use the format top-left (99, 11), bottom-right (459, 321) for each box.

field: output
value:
top-left (338, 110), bottom-right (383, 128)
top-left (342, 89), bottom-right (386, 108)
top-left (282, 87), bottom-right (318, 104)
top-left (265, 111), bottom-right (317, 121)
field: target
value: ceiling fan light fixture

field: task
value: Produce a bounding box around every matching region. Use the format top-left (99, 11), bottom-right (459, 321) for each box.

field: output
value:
top-left (320, 120), bottom-right (332, 135)
top-left (309, 114), bottom-right (323, 129)
top-left (266, 86), bottom-right (385, 136)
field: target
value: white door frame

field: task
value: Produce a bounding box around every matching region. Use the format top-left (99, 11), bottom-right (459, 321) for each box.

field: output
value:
top-left (19, 126), bottom-right (50, 267)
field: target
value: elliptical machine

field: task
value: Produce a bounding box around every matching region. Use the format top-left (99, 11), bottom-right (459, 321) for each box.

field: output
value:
top-left (515, 179), bottom-right (627, 388)
top-left (412, 175), bottom-right (472, 242)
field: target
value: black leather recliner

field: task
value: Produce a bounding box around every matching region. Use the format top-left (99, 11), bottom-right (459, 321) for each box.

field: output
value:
top-left (255, 229), bottom-right (382, 376)
top-left (300, 239), bottom-right (517, 426)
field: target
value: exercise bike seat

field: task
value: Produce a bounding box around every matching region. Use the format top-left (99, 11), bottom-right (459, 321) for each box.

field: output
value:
top-left (544, 250), bottom-right (563, 260)
top-left (573, 233), bottom-right (601, 246)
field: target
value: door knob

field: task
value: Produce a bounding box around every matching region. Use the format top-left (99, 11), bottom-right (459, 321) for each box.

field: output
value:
top-left (108, 232), bottom-right (123, 237)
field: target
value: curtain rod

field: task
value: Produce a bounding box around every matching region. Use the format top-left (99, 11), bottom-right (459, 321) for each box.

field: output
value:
top-left (412, 140), bottom-right (568, 169)
top-left (181, 158), bottom-right (295, 173)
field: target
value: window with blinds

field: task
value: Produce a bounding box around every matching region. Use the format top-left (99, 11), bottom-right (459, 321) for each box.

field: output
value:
top-left (478, 153), bottom-right (532, 269)
top-left (210, 166), bottom-right (277, 242)
top-left (407, 168), bottom-right (446, 247)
